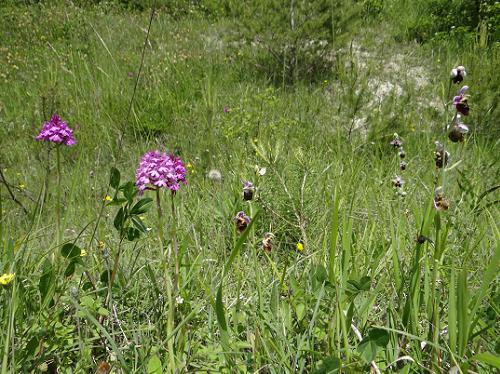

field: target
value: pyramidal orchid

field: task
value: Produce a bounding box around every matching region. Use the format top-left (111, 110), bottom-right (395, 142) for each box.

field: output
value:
top-left (136, 149), bottom-right (186, 369)
top-left (36, 114), bottom-right (76, 246)
top-left (36, 115), bottom-right (76, 146)
top-left (135, 151), bottom-right (186, 194)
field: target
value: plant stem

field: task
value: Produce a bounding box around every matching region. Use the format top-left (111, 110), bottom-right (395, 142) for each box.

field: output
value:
top-left (56, 145), bottom-right (62, 246)
top-left (171, 192), bottom-right (179, 295)
top-left (157, 189), bottom-right (176, 372)
top-left (106, 237), bottom-right (124, 308)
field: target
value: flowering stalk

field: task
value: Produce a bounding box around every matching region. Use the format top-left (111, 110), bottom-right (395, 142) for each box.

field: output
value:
top-left (136, 150), bottom-right (186, 372)
top-left (171, 192), bottom-right (179, 295)
top-left (36, 115), bottom-right (76, 246)
top-left (56, 145), bottom-right (62, 245)
top-left (156, 188), bottom-right (176, 371)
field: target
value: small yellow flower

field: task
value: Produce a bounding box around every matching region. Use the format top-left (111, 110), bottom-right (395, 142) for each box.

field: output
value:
top-left (186, 162), bottom-right (193, 169)
top-left (18, 183), bottom-right (26, 189)
top-left (0, 273), bottom-right (15, 286)
top-left (98, 241), bottom-right (105, 249)
top-left (80, 249), bottom-right (87, 257)
top-left (104, 195), bottom-right (113, 202)
top-left (296, 242), bottom-right (304, 251)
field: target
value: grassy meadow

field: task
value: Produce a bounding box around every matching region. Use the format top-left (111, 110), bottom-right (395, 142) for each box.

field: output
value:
top-left (0, 1), bottom-right (499, 373)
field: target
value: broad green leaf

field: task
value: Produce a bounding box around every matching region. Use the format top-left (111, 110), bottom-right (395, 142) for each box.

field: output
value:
top-left (110, 167), bottom-right (121, 189)
top-left (121, 182), bottom-right (137, 203)
top-left (64, 262), bottom-right (76, 277)
top-left (61, 243), bottom-right (81, 259)
top-left (114, 207), bottom-right (126, 231)
top-left (358, 328), bottom-right (389, 363)
top-left (126, 227), bottom-right (141, 241)
top-left (312, 356), bottom-right (341, 374)
top-left (295, 303), bottom-right (306, 321)
top-left (472, 352), bottom-right (500, 369)
top-left (98, 307), bottom-right (110, 317)
top-left (130, 197), bottom-right (153, 215)
top-left (131, 216), bottom-right (148, 233)
top-left (106, 198), bottom-right (127, 206)
top-left (147, 354), bottom-right (163, 374)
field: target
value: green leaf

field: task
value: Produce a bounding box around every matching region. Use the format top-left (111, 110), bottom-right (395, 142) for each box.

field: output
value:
top-left (312, 356), bottom-right (341, 374)
top-left (215, 284), bottom-right (228, 333)
top-left (131, 216), bottom-right (148, 233)
top-left (126, 227), bottom-right (141, 241)
top-left (100, 271), bottom-right (109, 284)
top-left (38, 260), bottom-right (55, 308)
top-left (121, 181), bottom-right (137, 203)
top-left (98, 307), bottom-right (110, 317)
top-left (359, 276), bottom-right (371, 291)
top-left (472, 352), bottom-right (500, 369)
top-left (130, 197), bottom-right (153, 215)
top-left (80, 295), bottom-right (95, 309)
top-left (215, 283), bottom-right (234, 366)
top-left (114, 207), bottom-right (126, 231)
top-left (61, 243), bottom-right (81, 259)
top-left (295, 303), bottom-right (306, 321)
top-left (64, 262), bottom-right (76, 277)
top-left (147, 354), bottom-right (163, 374)
top-left (357, 328), bottom-right (389, 363)
top-left (106, 198), bottom-right (127, 206)
top-left (314, 264), bottom-right (328, 284)
top-left (110, 167), bottom-right (121, 189)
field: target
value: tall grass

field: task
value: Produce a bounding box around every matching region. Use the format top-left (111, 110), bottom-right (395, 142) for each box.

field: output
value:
top-left (0, 1), bottom-right (498, 373)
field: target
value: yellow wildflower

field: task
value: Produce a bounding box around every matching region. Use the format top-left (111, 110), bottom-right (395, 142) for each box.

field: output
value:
top-left (80, 249), bottom-right (87, 257)
top-left (98, 241), bottom-right (105, 249)
top-left (104, 195), bottom-right (113, 202)
top-left (0, 273), bottom-right (15, 286)
top-left (296, 242), bottom-right (304, 251)
top-left (186, 162), bottom-right (193, 169)
top-left (18, 183), bottom-right (26, 189)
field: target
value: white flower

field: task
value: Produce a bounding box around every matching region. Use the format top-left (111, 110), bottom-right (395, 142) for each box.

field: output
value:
top-left (207, 169), bottom-right (223, 182)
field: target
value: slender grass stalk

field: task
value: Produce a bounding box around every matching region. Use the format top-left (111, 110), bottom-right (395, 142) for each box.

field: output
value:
top-left (0, 179), bottom-right (3, 243)
top-left (1, 283), bottom-right (16, 374)
top-left (156, 189), bottom-right (176, 373)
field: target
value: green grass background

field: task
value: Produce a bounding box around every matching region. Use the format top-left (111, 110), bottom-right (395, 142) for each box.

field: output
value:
top-left (0, 1), bottom-right (498, 373)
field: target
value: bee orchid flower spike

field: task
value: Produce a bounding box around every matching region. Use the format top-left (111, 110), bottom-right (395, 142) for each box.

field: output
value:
top-left (450, 66), bottom-right (466, 84)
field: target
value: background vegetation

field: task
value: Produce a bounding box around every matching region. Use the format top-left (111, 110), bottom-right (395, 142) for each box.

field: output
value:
top-left (0, 0), bottom-right (498, 373)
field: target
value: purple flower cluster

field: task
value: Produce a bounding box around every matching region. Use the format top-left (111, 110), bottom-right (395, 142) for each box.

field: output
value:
top-left (36, 115), bottom-right (76, 146)
top-left (135, 151), bottom-right (186, 194)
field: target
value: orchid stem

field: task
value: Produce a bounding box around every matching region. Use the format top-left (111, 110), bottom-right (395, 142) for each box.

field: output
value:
top-left (156, 189), bottom-right (176, 372)
top-left (56, 145), bottom-right (62, 247)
